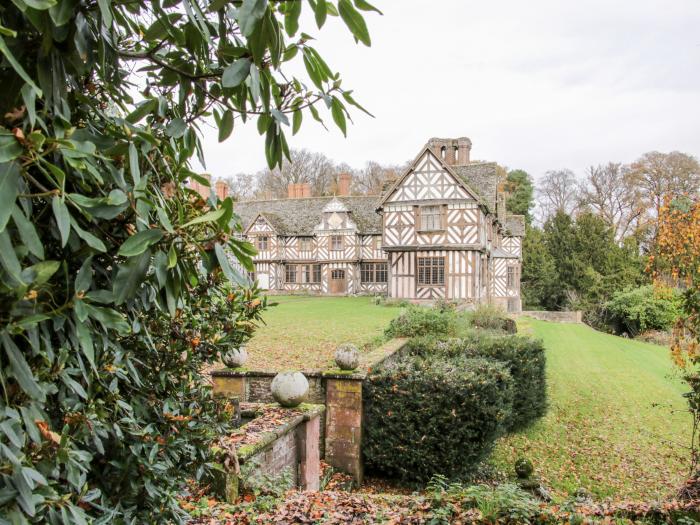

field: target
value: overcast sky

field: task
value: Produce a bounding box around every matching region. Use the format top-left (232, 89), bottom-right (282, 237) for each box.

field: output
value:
top-left (194, 0), bottom-right (700, 183)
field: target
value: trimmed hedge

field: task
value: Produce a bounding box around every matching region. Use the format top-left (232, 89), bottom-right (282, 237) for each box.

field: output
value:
top-left (407, 334), bottom-right (547, 431)
top-left (384, 305), bottom-right (457, 338)
top-left (363, 355), bottom-right (513, 483)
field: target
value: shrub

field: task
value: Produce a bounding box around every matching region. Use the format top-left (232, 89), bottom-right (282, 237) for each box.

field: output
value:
top-left (363, 354), bottom-right (513, 483)
top-left (385, 306), bottom-right (457, 338)
top-left (466, 305), bottom-right (517, 333)
top-left (407, 333), bottom-right (547, 431)
top-left (604, 285), bottom-right (682, 335)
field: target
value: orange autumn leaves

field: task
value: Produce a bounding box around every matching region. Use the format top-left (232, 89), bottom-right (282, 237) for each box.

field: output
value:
top-left (650, 195), bottom-right (700, 369)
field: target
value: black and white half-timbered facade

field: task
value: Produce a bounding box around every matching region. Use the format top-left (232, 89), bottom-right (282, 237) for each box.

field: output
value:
top-left (215, 137), bottom-right (525, 311)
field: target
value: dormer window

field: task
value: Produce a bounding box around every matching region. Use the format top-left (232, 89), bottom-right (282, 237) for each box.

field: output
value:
top-left (257, 236), bottom-right (269, 251)
top-left (420, 205), bottom-right (442, 231)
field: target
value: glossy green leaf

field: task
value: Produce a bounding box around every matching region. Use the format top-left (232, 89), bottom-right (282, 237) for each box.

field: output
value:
top-left (338, 0), bottom-right (371, 46)
top-left (237, 0), bottom-right (267, 37)
top-left (182, 207), bottom-right (225, 227)
top-left (12, 206), bottom-right (44, 259)
top-left (1, 332), bottom-right (44, 401)
top-left (222, 58), bottom-right (251, 88)
top-left (218, 110), bottom-right (234, 142)
top-left (331, 97), bottom-right (347, 137)
top-left (0, 161), bottom-right (19, 230)
top-left (118, 229), bottom-right (164, 257)
top-left (284, 0), bottom-right (302, 36)
top-left (166, 118), bottom-right (187, 139)
top-left (292, 108), bottom-right (302, 135)
top-left (51, 196), bottom-right (71, 247)
top-left (0, 35), bottom-right (43, 96)
top-left (113, 250), bottom-right (152, 304)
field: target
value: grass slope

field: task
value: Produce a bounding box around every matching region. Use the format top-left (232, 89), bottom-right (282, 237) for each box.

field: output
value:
top-left (245, 295), bottom-right (401, 372)
top-left (491, 317), bottom-right (691, 500)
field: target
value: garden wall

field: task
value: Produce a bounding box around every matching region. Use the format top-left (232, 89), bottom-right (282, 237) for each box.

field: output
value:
top-left (211, 338), bottom-right (408, 484)
top-left (520, 310), bottom-right (582, 323)
top-left (218, 403), bottom-right (324, 502)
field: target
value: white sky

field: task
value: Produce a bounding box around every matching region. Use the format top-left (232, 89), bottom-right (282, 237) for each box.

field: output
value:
top-left (194, 0), bottom-right (700, 183)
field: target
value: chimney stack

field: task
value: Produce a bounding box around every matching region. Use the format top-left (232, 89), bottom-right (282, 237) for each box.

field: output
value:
top-left (338, 173), bottom-right (352, 196)
top-left (189, 173), bottom-right (211, 199)
top-left (427, 137), bottom-right (472, 166)
top-left (214, 180), bottom-right (228, 200)
top-left (287, 182), bottom-right (312, 198)
top-left (456, 137), bottom-right (472, 165)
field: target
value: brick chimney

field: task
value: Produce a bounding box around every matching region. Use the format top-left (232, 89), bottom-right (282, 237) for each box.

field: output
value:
top-left (214, 180), bottom-right (228, 200)
top-left (287, 182), bottom-right (312, 198)
top-left (427, 137), bottom-right (472, 166)
top-left (189, 173), bottom-right (211, 199)
top-left (338, 173), bottom-right (352, 196)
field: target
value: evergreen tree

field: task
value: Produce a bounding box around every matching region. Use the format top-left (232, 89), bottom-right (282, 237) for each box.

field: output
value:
top-left (504, 169), bottom-right (534, 223)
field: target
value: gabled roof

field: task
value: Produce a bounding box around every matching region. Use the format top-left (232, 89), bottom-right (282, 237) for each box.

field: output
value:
top-left (243, 213), bottom-right (280, 235)
top-left (234, 195), bottom-right (382, 236)
top-left (378, 146), bottom-right (483, 208)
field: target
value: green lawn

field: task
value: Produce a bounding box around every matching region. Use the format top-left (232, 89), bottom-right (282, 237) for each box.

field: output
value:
top-left (491, 317), bottom-right (691, 500)
top-left (244, 295), bottom-right (402, 372)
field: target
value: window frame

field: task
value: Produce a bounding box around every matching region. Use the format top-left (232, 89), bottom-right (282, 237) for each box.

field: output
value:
top-left (312, 264), bottom-right (322, 284)
top-left (361, 262), bottom-right (388, 284)
top-left (299, 237), bottom-right (313, 252)
top-left (257, 235), bottom-right (269, 251)
top-left (419, 205), bottom-right (443, 232)
top-left (285, 264), bottom-right (297, 284)
top-left (330, 235), bottom-right (344, 252)
top-left (417, 256), bottom-right (445, 286)
top-left (506, 265), bottom-right (517, 289)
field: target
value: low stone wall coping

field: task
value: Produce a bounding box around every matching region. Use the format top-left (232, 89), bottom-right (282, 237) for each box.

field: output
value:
top-left (211, 338), bottom-right (409, 381)
top-left (229, 403), bottom-right (325, 463)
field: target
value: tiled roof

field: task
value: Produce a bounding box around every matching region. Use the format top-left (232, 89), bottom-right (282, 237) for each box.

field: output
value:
top-left (451, 162), bottom-right (499, 213)
top-left (505, 215), bottom-right (526, 237)
top-left (235, 195), bottom-right (382, 235)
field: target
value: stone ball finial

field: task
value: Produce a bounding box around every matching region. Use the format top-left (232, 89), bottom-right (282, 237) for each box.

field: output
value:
top-left (271, 372), bottom-right (309, 408)
top-left (334, 343), bottom-right (360, 371)
top-left (222, 346), bottom-right (248, 368)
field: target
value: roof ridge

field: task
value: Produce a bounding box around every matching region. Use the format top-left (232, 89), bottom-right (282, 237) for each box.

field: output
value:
top-left (238, 195), bottom-right (380, 204)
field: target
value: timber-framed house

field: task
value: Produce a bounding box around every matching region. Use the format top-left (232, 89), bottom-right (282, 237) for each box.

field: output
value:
top-left (201, 137), bottom-right (525, 311)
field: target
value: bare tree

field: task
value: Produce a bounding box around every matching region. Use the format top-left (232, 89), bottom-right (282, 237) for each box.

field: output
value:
top-left (220, 173), bottom-right (256, 201)
top-left (627, 151), bottom-right (700, 219)
top-left (254, 149), bottom-right (337, 198)
top-left (536, 169), bottom-right (580, 221)
top-left (579, 163), bottom-right (643, 242)
top-left (352, 160), bottom-right (404, 195)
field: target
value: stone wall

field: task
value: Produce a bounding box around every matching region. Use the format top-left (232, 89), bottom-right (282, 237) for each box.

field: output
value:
top-left (520, 310), bottom-right (582, 323)
top-left (211, 338), bottom-right (408, 485)
top-left (221, 404), bottom-right (323, 502)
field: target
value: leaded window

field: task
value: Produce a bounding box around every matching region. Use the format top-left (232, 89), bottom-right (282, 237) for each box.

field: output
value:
top-left (285, 264), bottom-right (297, 283)
top-left (420, 205), bottom-right (442, 231)
top-left (417, 257), bottom-right (445, 286)
top-left (361, 262), bottom-right (388, 283)
top-left (330, 235), bottom-right (343, 251)
top-left (257, 236), bottom-right (269, 251)
top-left (507, 266), bottom-right (516, 288)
